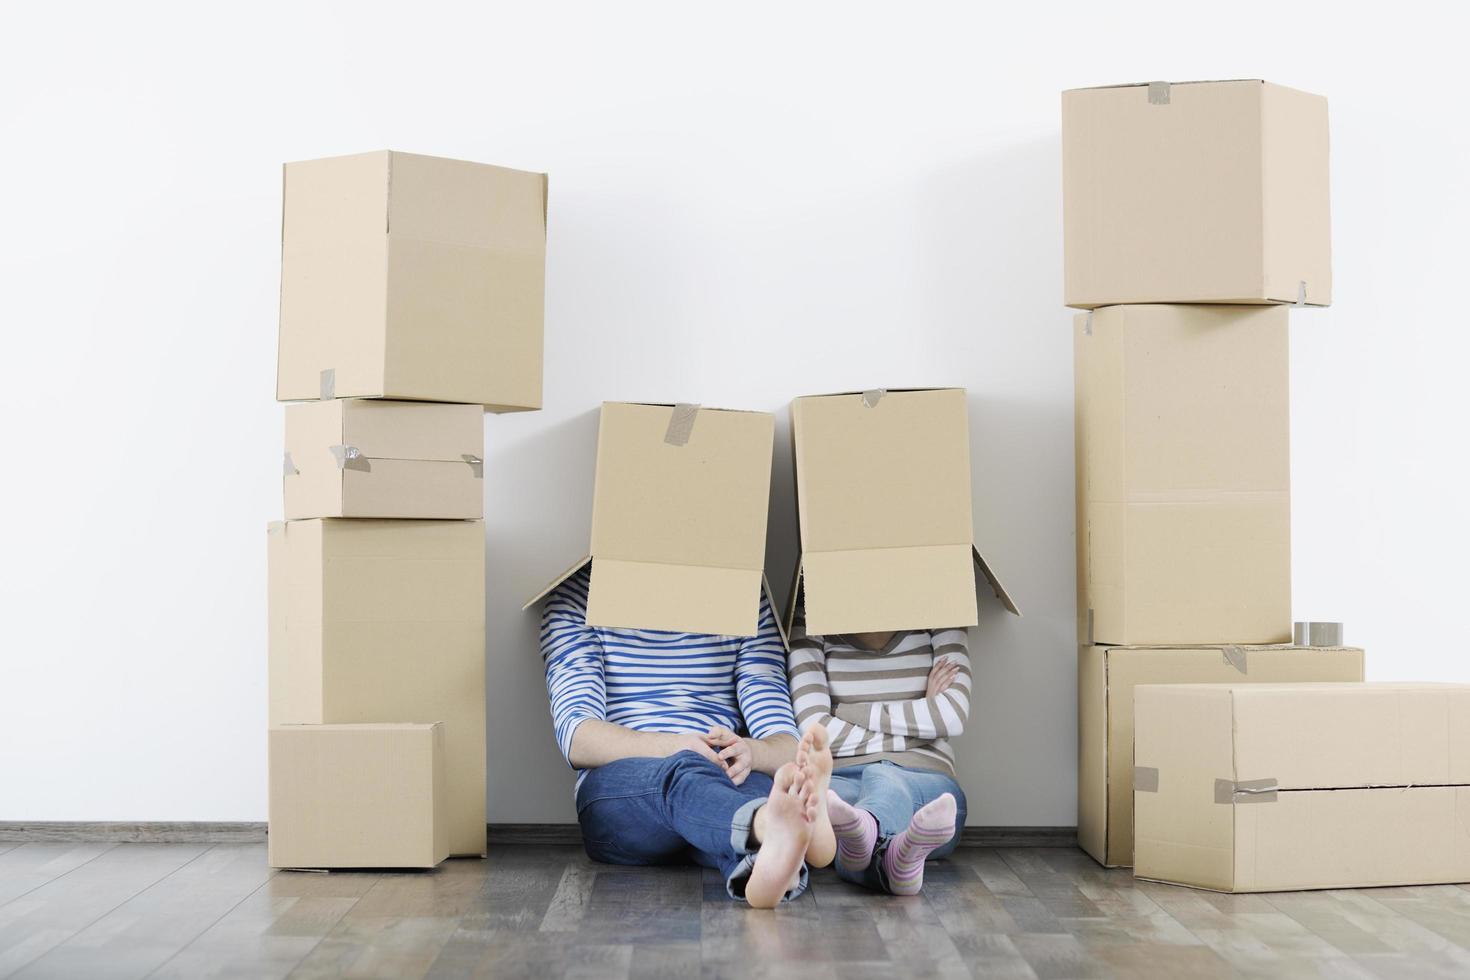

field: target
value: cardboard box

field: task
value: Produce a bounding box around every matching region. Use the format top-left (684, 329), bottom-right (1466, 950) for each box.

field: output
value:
top-left (1075, 305), bottom-right (1290, 646)
top-left (525, 402), bottom-right (776, 637)
top-left (1063, 79), bottom-right (1330, 308)
top-left (283, 399), bottom-right (485, 520)
top-left (268, 518), bottom-right (486, 856)
top-left (1135, 683), bottom-right (1470, 892)
top-left (787, 388), bottom-right (1016, 636)
top-left (277, 150), bottom-right (546, 411)
top-left (1078, 643), bottom-right (1364, 868)
top-left (268, 723), bottom-right (448, 870)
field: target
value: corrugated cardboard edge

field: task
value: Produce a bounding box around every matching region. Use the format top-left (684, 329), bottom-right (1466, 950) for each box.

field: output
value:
top-left (522, 556), bottom-right (788, 649)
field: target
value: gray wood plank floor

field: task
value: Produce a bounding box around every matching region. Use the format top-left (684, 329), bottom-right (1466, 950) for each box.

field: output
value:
top-left (3, 843), bottom-right (1470, 978)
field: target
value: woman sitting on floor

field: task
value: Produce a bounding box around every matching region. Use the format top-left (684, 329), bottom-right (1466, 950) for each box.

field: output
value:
top-left (788, 606), bottom-right (970, 894)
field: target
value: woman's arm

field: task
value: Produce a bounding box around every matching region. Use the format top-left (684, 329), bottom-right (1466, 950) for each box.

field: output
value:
top-left (831, 627), bottom-right (972, 739)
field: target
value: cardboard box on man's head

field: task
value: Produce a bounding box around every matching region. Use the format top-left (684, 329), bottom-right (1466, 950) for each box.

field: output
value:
top-left (788, 388), bottom-right (1018, 637)
top-left (1063, 79), bottom-right (1330, 309)
top-left (524, 402), bottom-right (777, 637)
top-left (277, 149), bottom-right (547, 411)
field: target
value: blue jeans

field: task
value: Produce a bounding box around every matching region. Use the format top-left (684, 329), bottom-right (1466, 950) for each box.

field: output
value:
top-left (827, 760), bottom-right (967, 893)
top-left (575, 751), bottom-right (809, 903)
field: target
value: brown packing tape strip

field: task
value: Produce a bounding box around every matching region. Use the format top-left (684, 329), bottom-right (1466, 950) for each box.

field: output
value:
top-left (1221, 645), bottom-right (1248, 674)
top-left (462, 454), bottom-right (484, 478)
top-left (1148, 80), bottom-right (1171, 105)
top-left (319, 369), bottom-right (335, 401)
top-left (861, 389), bottom-right (886, 409)
top-left (283, 452), bottom-right (299, 477)
top-left (1133, 766), bottom-right (1159, 793)
top-left (1215, 777), bottom-right (1278, 805)
top-left (664, 403), bottom-right (700, 447)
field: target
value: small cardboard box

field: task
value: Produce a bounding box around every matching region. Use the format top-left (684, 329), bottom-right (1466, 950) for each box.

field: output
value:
top-left (268, 519), bottom-right (485, 857)
top-left (277, 150), bottom-right (546, 411)
top-left (268, 723), bottom-right (448, 870)
top-left (1075, 306), bottom-right (1290, 646)
top-left (1063, 79), bottom-right (1330, 309)
top-left (525, 402), bottom-right (777, 637)
top-left (1135, 683), bottom-right (1470, 892)
top-left (788, 388), bottom-right (1017, 636)
top-left (283, 399), bottom-right (485, 520)
top-left (1078, 643), bottom-right (1364, 868)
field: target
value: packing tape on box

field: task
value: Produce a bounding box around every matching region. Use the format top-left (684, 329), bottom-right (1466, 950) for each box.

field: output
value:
top-left (328, 444), bottom-right (370, 472)
top-left (462, 454), bottom-right (484, 478)
top-left (1215, 777), bottom-right (1278, 805)
top-left (1221, 645), bottom-right (1248, 675)
top-left (1085, 608), bottom-right (1094, 646)
top-left (862, 388), bottom-right (886, 409)
top-left (319, 369), bottom-right (335, 401)
top-left (664, 403), bottom-right (700, 447)
top-left (1293, 621), bottom-right (1344, 647)
top-left (1083, 311), bottom-right (1093, 336)
top-left (1133, 766), bottom-right (1159, 793)
top-left (283, 452), bottom-right (299, 476)
top-left (1296, 281), bottom-right (1308, 307)
top-left (1148, 80), bottom-right (1171, 106)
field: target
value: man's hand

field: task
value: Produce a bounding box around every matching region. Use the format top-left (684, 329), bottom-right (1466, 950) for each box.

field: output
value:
top-left (926, 657), bottom-right (961, 698)
top-left (704, 726), bottom-right (753, 785)
top-left (671, 732), bottom-right (726, 770)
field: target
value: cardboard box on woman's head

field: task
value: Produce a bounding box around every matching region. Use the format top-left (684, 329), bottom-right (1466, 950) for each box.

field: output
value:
top-left (788, 387), bottom-right (1019, 637)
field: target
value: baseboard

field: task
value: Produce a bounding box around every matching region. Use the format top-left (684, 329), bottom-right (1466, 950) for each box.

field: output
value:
top-left (1, 822), bottom-right (1078, 848)
top-left (0, 822), bottom-right (269, 844)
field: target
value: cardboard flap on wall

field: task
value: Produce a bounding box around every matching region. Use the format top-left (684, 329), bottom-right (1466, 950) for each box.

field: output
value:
top-left (789, 387), bottom-right (1018, 636)
top-left (523, 402), bottom-right (776, 637)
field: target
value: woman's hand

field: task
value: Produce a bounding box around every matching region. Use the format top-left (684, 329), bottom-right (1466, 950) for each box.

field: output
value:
top-left (704, 725), bottom-right (753, 785)
top-left (926, 657), bottom-right (961, 698)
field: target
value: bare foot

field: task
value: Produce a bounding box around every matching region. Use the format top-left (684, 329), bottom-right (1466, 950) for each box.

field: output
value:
top-left (797, 726), bottom-right (836, 867)
top-left (746, 763), bottom-right (813, 909)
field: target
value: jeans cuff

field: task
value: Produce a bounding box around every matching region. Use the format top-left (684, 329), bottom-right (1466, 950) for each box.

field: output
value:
top-left (724, 795), bottom-right (810, 903)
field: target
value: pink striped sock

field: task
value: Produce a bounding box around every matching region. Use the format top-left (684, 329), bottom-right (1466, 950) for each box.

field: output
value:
top-left (882, 793), bottom-right (957, 896)
top-left (826, 790), bottom-right (878, 875)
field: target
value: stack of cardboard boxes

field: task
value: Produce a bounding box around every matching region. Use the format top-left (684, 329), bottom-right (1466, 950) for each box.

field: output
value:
top-left (1064, 81), bottom-right (1367, 872)
top-left (1068, 82), bottom-right (1470, 893)
top-left (266, 150), bottom-right (547, 869)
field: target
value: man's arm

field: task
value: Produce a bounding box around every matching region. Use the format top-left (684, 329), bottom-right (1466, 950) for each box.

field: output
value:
top-left (567, 719), bottom-right (725, 770)
top-left (732, 593), bottom-right (803, 774)
top-left (832, 627), bottom-right (973, 738)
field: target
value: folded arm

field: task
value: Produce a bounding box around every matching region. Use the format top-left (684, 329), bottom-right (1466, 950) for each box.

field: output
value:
top-left (732, 592), bottom-right (802, 773)
top-left (831, 627), bottom-right (972, 738)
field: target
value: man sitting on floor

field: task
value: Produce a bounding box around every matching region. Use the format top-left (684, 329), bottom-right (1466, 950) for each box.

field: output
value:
top-left (539, 566), bottom-right (826, 907)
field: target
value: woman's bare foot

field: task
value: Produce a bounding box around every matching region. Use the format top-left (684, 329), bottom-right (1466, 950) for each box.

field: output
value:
top-left (797, 726), bottom-right (836, 867)
top-left (746, 763), bottom-right (814, 909)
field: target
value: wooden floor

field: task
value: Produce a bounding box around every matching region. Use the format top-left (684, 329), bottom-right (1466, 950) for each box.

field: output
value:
top-left (4, 843), bottom-right (1470, 978)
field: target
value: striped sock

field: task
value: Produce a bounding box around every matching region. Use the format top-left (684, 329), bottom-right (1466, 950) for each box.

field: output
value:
top-left (826, 790), bottom-right (878, 875)
top-left (882, 793), bottom-right (957, 896)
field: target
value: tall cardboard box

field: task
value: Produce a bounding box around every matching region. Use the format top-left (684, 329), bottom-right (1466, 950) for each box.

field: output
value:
top-left (1135, 683), bottom-right (1470, 892)
top-left (269, 723), bottom-right (449, 870)
top-left (268, 518), bottom-right (486, 856)
top-left (277, 150), bottom-right (547, 411)
top-left (788, 388), bottom-right (1018, 636)
top-left (284, 399), bottom-right (485, 520)
top-left (1075, 305), bottom-right (1290, 646)
top-left (526, 402), bottom-right (777, 637)
top-left (1078, 643), bottom-right (1364, 868)
top-left (1063, 79), bottom-right (1330, 308)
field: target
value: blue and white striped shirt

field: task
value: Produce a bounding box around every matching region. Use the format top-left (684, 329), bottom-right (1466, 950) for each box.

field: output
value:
top-left (540, 567), bottom-right (800, 788)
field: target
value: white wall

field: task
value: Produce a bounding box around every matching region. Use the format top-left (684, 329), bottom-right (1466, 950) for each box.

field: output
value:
top-left (3, 1), bottom-right (1467, 826)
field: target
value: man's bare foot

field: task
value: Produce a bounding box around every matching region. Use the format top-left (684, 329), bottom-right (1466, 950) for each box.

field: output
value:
top-left (797, 726), bottom-right (836, 867)
top-left (746, 763), bottom-right (814, 909)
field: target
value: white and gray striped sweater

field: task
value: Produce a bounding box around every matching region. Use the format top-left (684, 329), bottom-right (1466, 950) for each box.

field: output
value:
top-left (787, 617), bottom-right (971, 776)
